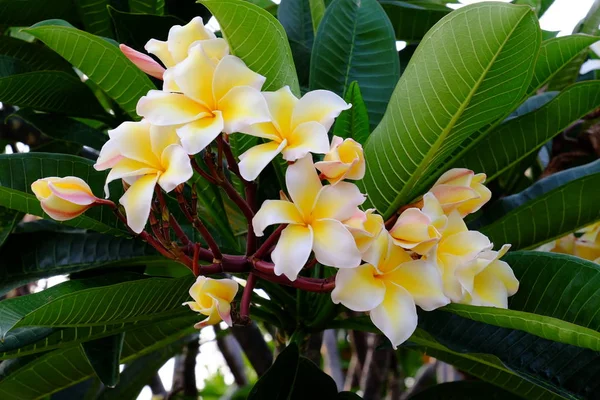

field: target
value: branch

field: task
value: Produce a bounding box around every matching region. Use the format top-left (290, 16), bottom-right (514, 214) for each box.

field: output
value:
top-left (240, 273), bottom-right (256, 323)
top-left (253, 224), bottom-right (286, 260)
top-left (231, 323), bottom-right (273, 376)
top-left (322, 330), bottom-right (344, 391)
top-left (253, 260), bottom-right (336, 292)
top-left (214, 325), bottom-right (249, 387)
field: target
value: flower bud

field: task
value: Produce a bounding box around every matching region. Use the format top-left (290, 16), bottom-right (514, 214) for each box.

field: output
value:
top-left (31, 177), bottom-right (100, 221)
top-left (429, 168), bottom-right (491, 217)
top-left (344, 209), bottom-right (384, 254)
top-left (120, 44), bottom-right (166, 79)
top-left (183, 276), bottom-right (239, 328)
top-left (315, 136), bottom-right (365, 184)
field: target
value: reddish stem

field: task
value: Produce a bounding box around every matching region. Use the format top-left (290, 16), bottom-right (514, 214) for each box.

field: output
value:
top-left (253, 224), bottom-right (286, 260)
top-left (169, 214), bottom-right (192, 248)
top-left (191, 157), bottom-right (218, 185)
top-left (253, 260), bottom-right (336, 292)
top-left (193, 243), bottom-right (200, 277)
top-left (240, 273), bottom-right (256, 322)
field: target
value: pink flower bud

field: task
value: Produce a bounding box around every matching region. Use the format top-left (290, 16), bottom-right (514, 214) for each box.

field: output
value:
top-left (31, 177), bottom-right (100, 221)
top-left (429, 168), bottom-right (491, 217)
top-left (119, 44), bottom-right (165, 80)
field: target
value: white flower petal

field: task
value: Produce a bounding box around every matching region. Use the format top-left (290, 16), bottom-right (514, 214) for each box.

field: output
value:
top-left (167, 16), bottom-right (215, 64)
top-left (137, 90), bottom-right (212, 126)
top-left (281, 121), bottom-right (331, 161)
top-left (271, 224), bottom-right (313, 281)
top-left (252, 200), bottom-right (303, 236)
top-left (286, 155), bottom-right (322, 217)
top-left (312, 181), bottom-right (365, 221)
top-left (370, 283), bottom-right (418, 349)
top-left (171, 44), bottom-right (217, 109)
top-left (238, 139), bottom-right (287, 181)
top-left (218, 86), bottom-right (271, 134)
top-left (213, 55), bottom-right (266, 102)
top-left (263, 86), bottom-right (298, 133)
top-left (312, 219), bottom-right (361, 268)
top-left (291, 90), bottom-right (351, 131)
top-left (331, 264), bottom-right (385, 312)
top-left (176, 111), bottom-right (224, 155)
top-left (158, 144), bottom-right (193, 192)
top-left (119, 174), bottom-right (159, 233)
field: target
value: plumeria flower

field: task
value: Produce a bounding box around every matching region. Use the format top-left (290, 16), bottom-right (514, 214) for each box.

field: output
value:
top-left (426, 211), bottom-right (492, 302)
top-left (315, 136), bottom-right (365, 184)
top-left (389, 193), bottom-right (447, 255)
top-left (536, 234), bottom-right (576, 255)
top-left (456, 244), bottom-right (519, 308)
top-left (430, 168), bottom-right (492, 217)
top-left (183, 276), bottom-right (239, 328)
top-left (332, 230), bottom-right (449, 348)
top-left (120, 44), bottom-right (166, 79)
top-left (94, 121), bottom-right (193, 233)
top-left (344, 209), bottom-right (385, 254)
top-left (574, 222), bottom-right (600, 262)
top-left (145, 16), bottom-right (226, 69)
top-left (237, 86), bottom-right (351, 181)
top-left (253, 155), bottom-right (364, 280)
top-left (31, 177), bottom-right (102, 221)
top-left (137, 43), bottom-right (269, 155)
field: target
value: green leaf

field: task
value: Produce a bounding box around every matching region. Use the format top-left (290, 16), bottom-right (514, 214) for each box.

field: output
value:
top-left (408, 381), bottom-right (521, 399)
top-left (0, 153), bottom-right (126, 236)
top-left (200, 0), bottom-right (300, 95)
top-left (248, 343), bottom-right (339, 399)
top-left (97, 340), bottom-right (181, 400)
top-left (0, 36), bottom-right (74, 78)
top-left (10, 109), bottom-right (108, 151)
top-left (443, 251), bottom-right (600, 352)
top-left (380, 0), bottom-right (450, 42)
top-left (310, 0), bottom-right (399, 128)
top-left (514, 0), bottom-right (554, 17)
top-left (0, 231), bottom-right (157, 297)
top-left (82, 333), bottom-right (124, 387)
top-left (527, 34), bottom-right (600, 96)
top-left (481, 163), bottom-right (600, 250)
top-left (332, 81), bottom-right (370, 144)
top-left (0, 0), bottom-right (80, 26)
top-left (418, 310), bottom-right (600, 400)
top-left (0, 317), bottom-right (193, 399)
top-left (308, 0), bottom-right (325, 33)
top-left (278, 0), bottom-right (315, 51)
top-left (457, 81), bottom-right (600, 182)
top-left (25, 23), bottom-right (156, 119)
top-left (4, 275), bottom-right (195, 335)
top-left (0, 72), bottom-right (109, 122)
top-left (108, 7), bottom-right (184, 52)
top-left (361, 3), bottom-right (541, 218)
top-left (129, 0), bottom-right (165, 15)
top-left (0, 207), bottom-right (21, 249)
top-left (75, 0), bottom-right (113, 37)
top-left (0, 273), bottom-right (137, 338)
top-left (505, 91), bottom-right (558, 121)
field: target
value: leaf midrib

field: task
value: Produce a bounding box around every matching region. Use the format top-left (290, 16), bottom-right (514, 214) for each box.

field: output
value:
top-left (382, 7), bottom-right (532, 219)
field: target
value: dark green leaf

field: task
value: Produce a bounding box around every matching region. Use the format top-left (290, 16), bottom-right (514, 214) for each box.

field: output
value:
top-left (0, 72), bottom-right (109, 122)
top-left (479, 160), bottom-right (600, 250)
top-left (0, 231), bottom-right (156, 297)
top-left (249, 343), bottom-right (299, 399)
top-left (129, 0), bottom-right (165, 15)
top-left (76, 0), bottom-right (113, 37)
top-left (408, 381), bottom-right (521, 399)
top-left (332, 81), bottom-right (370, 144)
top-left (200, 0), bottom-right (300, 95)
top-left (310, 0), bottom-right (399, 128)
top-left (0, 153), bottom-right (126, 236)
top-left (108, 7), bottom-right (184, 52)
top-left (361, 3), bottom-right (540, 218)
top-left (82, 333), bottom-right (124, 387)
top-left (380, 0), bottom-right (450, 42)
top-left (26, 23), bottom-right (156, 119)
top-left (0, 36), bottom-right (74, 78)
top-left (527, 34), bottom-right (600, 96)
top-left (278, 0), bottom-right (314, 87)
top-left (9, 109), bottom-right (108, 151)
top-left (0, 0), bottom-right (80, 26)
top-left (0, 207), bottom-right (21, 249)
top-left (457, 81), bottom-right (600, 182)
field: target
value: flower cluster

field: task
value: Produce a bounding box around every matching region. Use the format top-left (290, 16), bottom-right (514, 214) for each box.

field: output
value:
top-left (538, 222), bottom-right (600, 263)
top-left (30, 17), bottom-right (518, 344)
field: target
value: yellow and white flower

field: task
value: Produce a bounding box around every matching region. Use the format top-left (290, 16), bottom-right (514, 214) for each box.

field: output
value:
top-left (315, 136), bottom-right (365, 184)
top-left (389, 193), bottom-right (447, 255)
top-left (145, 16), bottom-right (226, 69)
top-left (94, 121), bottom-right (193, 233)
top-left (331, 231), bottom-right (449, 348)
top-left (31, 177), bottom-right (100, 221)
top-left (183, 276), bottom-right (239, 328)
top-left (456, 244), bottom-right (519, 308)
top-left (344, 209), bottom-right (385, 254)
top-left (137, 43), bottom-right (269, 155)
top-left (430, 168), bottom-right (491, 217)
top-left (428, 211), bottom-right (492, 302)
top-left (253, 155), bottom-right (364, 280)
top-left (574, 222), bottom-right (600, 262)
top-left (238, 86), bottom-right (351, 181)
